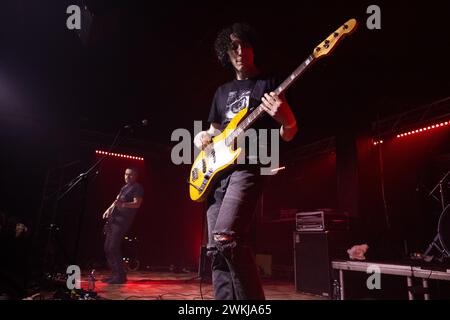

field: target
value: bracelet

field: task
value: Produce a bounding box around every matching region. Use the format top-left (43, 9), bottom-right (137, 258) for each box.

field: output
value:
top-left (283, 121), bottom-right (297, 129)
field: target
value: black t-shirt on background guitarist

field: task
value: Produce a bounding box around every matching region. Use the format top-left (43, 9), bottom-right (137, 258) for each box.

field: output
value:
top-left (104, 182), bottom-right (144, 234)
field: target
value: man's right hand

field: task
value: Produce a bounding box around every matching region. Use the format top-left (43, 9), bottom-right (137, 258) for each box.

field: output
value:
top-left (15, 223), bottom-right (28, 238)
top-left (194, 131), bottom-right (212, 150)
top-left (102, 209), bottom-right (111, 220)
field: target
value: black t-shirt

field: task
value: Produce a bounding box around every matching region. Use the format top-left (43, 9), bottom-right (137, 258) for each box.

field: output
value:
top-left (208, 76), bottom-right (279, 130)
top-left (114, 182), bottom-right (144, 223)
top-left (207, 75), bottom-right (281, 164)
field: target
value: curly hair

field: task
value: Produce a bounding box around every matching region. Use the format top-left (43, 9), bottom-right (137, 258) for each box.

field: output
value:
top-left (214, 22), bottom-right (260, 70)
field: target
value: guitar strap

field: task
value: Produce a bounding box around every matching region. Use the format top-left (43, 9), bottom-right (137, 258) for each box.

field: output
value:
top-left (248, 79), bottom-right (267, 112)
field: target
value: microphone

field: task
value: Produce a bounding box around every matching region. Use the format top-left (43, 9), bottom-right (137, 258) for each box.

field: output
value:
top-left (124, 119), bottom-right (148, 129)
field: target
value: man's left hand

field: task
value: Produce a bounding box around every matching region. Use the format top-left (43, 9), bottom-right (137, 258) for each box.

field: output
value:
top-left (261, 92), bottom-right (296, 126)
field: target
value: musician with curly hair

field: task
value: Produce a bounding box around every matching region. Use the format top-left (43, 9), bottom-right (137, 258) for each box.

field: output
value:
top-left (193, 22), bottom-right (298, 300)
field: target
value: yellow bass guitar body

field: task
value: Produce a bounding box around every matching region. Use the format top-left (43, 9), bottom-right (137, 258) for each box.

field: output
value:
top-left (189, 107), bottom-right (248, 202)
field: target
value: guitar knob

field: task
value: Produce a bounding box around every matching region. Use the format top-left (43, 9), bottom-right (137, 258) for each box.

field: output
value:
top-left (315, 47), bottom-right (321, 52)
top-left (334, 32), bottom-right (339, 37)
top-left (343, 24), bottom-right (348, 29)
top-left (325, 40), bottom-right (330, 44)
top-left (324, 44), bottom-right (329, 49)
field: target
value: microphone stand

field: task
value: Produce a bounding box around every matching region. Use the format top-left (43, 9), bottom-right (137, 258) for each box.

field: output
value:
top-left (428, 170), bottom-right (450, 211)
top-left (53, 126), bottom-right (130, 267)
top-left (423, 170), bottom-right (450, 260)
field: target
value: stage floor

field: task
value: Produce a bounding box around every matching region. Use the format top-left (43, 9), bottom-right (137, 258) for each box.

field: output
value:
top-left (75, 271), bottom-right (326, 300)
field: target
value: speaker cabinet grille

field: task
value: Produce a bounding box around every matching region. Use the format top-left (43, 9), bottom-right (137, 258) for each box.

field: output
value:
top-left (294, 231), bottom-right (349, 297)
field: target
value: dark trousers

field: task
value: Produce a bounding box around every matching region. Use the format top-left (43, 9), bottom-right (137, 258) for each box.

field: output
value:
top-left (206, 167), bottom-right (265, 300)
top-left (104, 218), bottom-right (132, 279)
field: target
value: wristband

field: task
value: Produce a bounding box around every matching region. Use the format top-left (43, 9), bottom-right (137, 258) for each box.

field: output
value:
top-left (283, 121), bottom-right (297, 129)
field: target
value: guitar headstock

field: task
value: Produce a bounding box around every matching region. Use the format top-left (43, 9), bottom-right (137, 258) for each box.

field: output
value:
top-left (312, 19), bottom-right (358, 59)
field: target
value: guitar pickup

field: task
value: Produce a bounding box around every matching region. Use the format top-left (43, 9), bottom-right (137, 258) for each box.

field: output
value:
top-left (191, 168), bottom-right (199, 182)
top-left (202, 159), bottom-right (207, 173)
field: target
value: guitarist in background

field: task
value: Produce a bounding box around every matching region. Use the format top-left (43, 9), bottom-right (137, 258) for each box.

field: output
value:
top-left (102, 167), bottom-right (143, 284)
top-left (193, 23), bottom-right (298, 300)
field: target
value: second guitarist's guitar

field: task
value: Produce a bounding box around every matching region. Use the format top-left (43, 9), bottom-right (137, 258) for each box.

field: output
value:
top-left (189, 19), bottom-right (358, 202)
top-left (103, 191), bottom-right (123, 234)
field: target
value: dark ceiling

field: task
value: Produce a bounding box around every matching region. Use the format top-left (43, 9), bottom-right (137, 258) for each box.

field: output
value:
top-left (1, 0), bottom-right (449, 148)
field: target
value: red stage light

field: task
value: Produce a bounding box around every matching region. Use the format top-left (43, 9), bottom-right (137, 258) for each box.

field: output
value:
top-left (395, 119), bottom-right (450, 140)
top-left (373, 139), bottom-right (384, 145)
top-left (95, 150), bottom-right (144, 161)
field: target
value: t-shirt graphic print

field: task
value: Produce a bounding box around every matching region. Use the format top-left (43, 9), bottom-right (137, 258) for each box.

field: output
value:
top-left (224, 89), bottom-right (251, 121)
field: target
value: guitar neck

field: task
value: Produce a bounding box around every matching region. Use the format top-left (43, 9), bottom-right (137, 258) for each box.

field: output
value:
top-left (275, 55), bottom-right (315, 95)
top-left (225, 55), bottom-right (315, 145)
